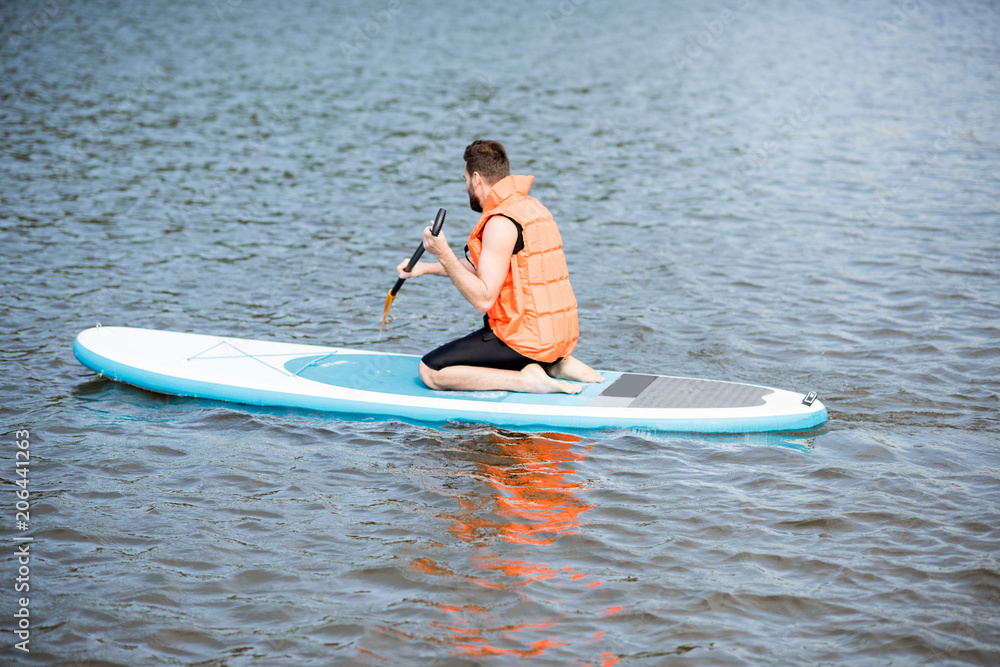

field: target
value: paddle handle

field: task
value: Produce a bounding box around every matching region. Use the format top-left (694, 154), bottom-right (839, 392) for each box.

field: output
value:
top-left (390, 208), bottom-right (446, 297)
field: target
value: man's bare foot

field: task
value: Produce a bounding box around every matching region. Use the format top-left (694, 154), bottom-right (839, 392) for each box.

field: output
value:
top-left (548, 356), bottom-right (604, 383)
top-left (521, 363), bottom-right (581, 394)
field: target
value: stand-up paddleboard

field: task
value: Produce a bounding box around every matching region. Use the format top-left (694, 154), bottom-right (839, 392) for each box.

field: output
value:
top-left (73, 326), bottom-right (827, 434)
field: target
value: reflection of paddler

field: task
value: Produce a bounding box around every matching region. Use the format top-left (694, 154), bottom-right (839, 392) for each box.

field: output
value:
top-left (475, 432), bottom-right (593, 547)
top-left (444, 431), bottom-right (591, 549)
top-left (409, 432), bottom-right (620, 663)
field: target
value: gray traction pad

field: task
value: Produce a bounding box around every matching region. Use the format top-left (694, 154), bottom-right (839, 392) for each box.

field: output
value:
top-left (590, 374), bottom-right (773, 409)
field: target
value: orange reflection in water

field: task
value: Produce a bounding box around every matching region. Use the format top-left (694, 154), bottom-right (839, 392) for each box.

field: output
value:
top-left (406, 430), bottom-right (620, 665)
top-left (452, 430), bottom-right (593, 545)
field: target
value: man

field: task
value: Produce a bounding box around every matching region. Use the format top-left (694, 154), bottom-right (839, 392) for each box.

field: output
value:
top-left (396, 140), bottom-right (602, 394)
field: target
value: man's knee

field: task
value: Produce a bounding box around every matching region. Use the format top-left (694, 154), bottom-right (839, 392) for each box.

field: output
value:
top-left (418, 361), bottom-right (441, 390)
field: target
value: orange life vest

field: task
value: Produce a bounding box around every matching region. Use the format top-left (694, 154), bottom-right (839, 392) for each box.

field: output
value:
top-left (466, 174), bottom-right (579, 363)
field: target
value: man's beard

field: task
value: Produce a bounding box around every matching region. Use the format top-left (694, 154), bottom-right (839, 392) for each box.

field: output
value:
top-left (468, 184), bottom-right (482, 213)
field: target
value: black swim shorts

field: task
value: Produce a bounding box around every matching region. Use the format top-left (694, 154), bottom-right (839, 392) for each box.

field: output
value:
top-left (421, 320), bottom-right (556, 372)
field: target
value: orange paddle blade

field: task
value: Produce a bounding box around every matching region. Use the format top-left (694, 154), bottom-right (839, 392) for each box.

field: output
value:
top-left (379, 289), bottom-right (395, 333)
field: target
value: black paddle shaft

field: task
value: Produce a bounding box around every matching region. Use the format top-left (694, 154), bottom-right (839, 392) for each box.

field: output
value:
top-left (390, 208), bottom-right (446, 297)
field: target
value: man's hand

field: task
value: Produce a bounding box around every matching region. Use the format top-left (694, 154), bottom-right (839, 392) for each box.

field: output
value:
top-left (398, 259), bottom-right (447, 279)
top-left (421, 225), bottom-right (451, 260)
top-left (396, 259), bottom-right (421, 280)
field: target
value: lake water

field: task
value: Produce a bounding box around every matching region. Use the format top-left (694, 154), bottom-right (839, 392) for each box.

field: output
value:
top-left (2, 0), bottom-right (999, 664)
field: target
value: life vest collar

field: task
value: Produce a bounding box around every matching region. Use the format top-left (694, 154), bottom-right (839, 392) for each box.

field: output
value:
top-left (482, 174), bottom-right (535, 216)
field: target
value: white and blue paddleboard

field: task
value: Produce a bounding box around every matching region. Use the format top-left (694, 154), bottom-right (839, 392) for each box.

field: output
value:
top-left (73, 326), bottom-right (827, 434)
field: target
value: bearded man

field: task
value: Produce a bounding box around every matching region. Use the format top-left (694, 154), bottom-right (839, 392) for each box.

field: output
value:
top-left (397, 139), bottom-right (602, 394)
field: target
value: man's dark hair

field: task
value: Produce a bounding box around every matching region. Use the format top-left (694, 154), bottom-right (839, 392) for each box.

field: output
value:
top-left (464, 140), bottom-right (510, 185)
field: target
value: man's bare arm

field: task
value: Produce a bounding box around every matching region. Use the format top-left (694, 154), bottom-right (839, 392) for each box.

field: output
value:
top-left (419, 216), bottom-right (517, 313)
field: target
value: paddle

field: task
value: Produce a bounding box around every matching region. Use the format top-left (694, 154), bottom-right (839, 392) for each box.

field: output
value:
top-left (380, 208), bottom-right (447, 334)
